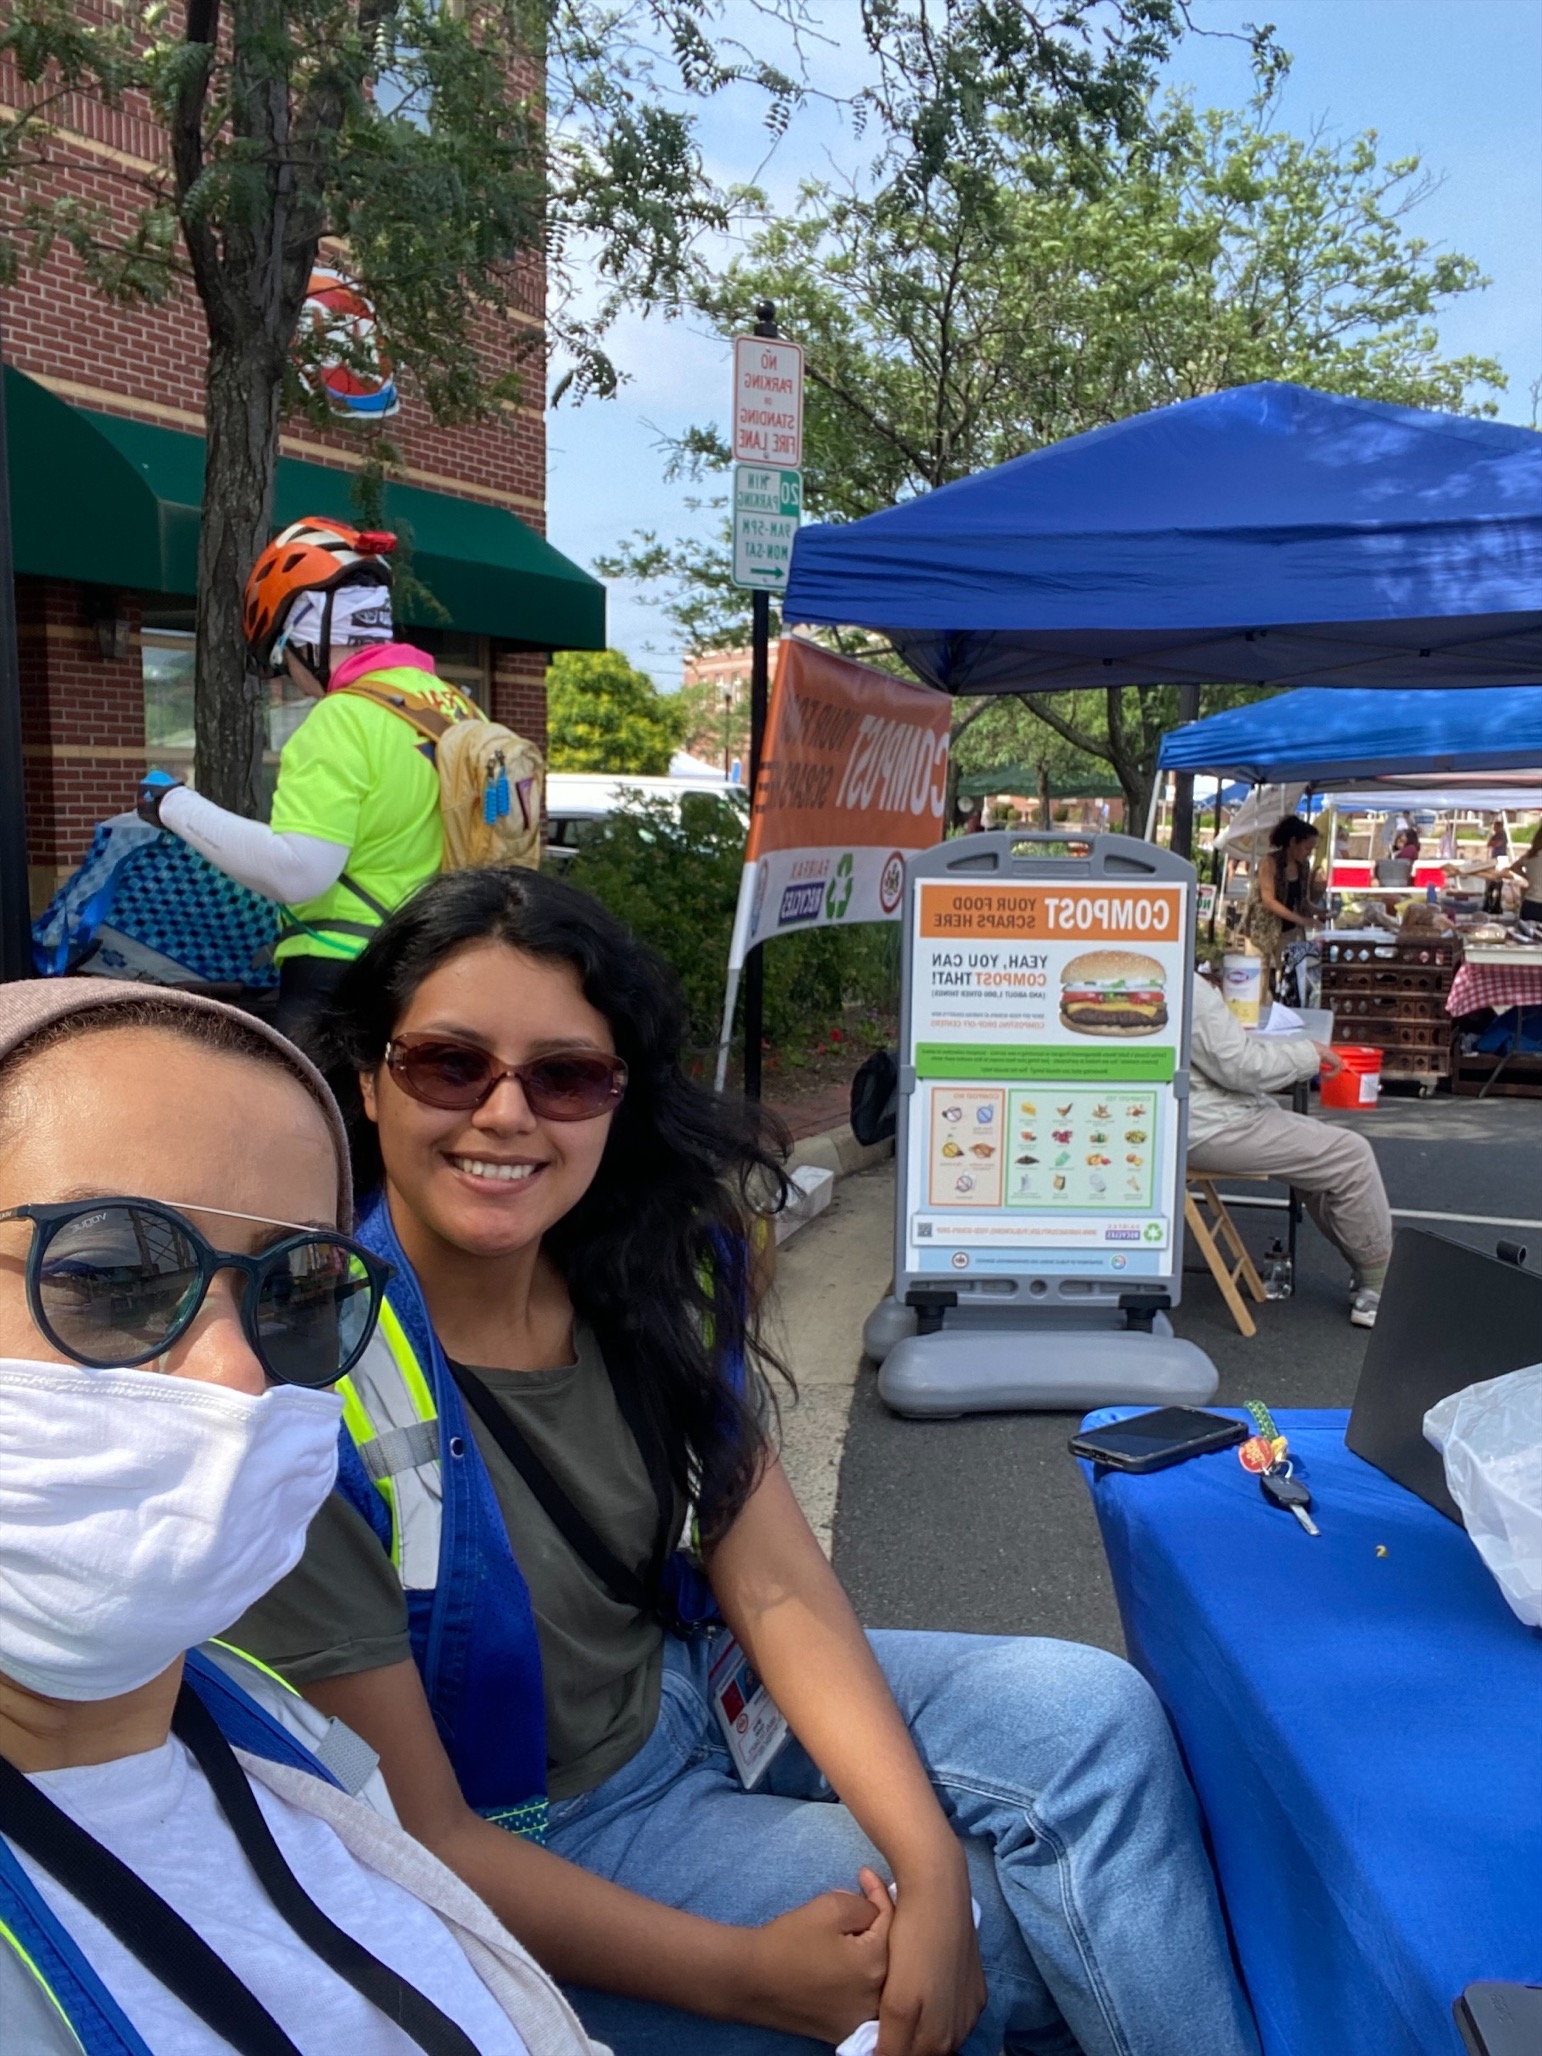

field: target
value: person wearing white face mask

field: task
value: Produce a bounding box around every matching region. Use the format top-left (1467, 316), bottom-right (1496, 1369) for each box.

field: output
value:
top-left (0, 978), bottom-right (605, 2056)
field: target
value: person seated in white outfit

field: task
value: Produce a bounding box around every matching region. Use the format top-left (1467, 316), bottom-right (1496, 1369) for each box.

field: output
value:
top-left (0, 977), bottom-right (603, 2056)
top-left (1187, 972), bottom-right (1393, 1328)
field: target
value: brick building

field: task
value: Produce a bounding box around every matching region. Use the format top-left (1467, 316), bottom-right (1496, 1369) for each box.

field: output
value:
top-left (2, 30), bottom-right (603, 908)
top-left (679, 642), bottom-right (779, 767)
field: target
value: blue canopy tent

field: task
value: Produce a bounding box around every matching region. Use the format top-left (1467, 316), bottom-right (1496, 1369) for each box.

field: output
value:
top-left (1157, 687), bottom-right (1542, 784)
top-left (783, 384), bottom-right (1542, 695)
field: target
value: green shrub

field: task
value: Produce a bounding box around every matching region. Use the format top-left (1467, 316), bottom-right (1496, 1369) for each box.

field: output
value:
top-left (564, 793), bottom-right (899, 1062)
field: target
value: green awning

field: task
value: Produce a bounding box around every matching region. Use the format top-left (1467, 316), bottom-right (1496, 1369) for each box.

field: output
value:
top-left (4, 365), bottom-right (605, 649)
top-left (956, 760), bottom-right (1124, 799)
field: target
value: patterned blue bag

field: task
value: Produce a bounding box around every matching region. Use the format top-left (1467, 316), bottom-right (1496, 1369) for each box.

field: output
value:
top-left (33, 814), bottom-right (280, 989)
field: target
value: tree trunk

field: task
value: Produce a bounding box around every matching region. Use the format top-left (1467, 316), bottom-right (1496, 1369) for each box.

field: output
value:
top-left (1037, 757), bottom-right (1051, 828)
top-left (195, 334), bottom-right (284, 812)
top-left (1166, 683), bottom-right (1202, 857)
top-left (944, 698), bottom-right (991, 831)
top-left (1121, 762), bottom-right (1155, 838)
top-left (175, 0), bottom-right (324, 813)
top-left (1104, 685), bottom-right (1155, 836)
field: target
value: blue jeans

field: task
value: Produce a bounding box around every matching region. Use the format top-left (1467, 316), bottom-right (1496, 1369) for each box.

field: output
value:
top-left (548, 1629), bottom-right (1258, 2056)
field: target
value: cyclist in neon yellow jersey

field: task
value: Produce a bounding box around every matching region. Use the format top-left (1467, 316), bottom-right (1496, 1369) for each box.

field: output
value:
top-left (138, 518), bottom-right (479, 1036)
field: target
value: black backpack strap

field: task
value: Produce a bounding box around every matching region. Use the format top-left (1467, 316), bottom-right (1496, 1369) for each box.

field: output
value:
top-left (172, 1686), bottom-right (481, 2055)
top-left (0, 1694), bottom-right (484, 2056)
top-left (448, 1358), bottom-right (682, 1630)
top-left (0, 1741), bottom-right (302, 2056)
top-left (336, 871), bottom-right (393, 922)
top-left (590, 1330), bottom-right (683, 1609)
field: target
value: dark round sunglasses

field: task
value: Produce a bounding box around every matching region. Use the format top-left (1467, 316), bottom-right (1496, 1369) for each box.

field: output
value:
top-left (384, 1036), bottom-right (627, 1119)
top-left (0, 1198), bottom-right (390, 1388)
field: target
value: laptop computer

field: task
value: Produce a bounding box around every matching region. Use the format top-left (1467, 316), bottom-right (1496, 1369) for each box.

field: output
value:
top-left (1345, 1228), bottom-right (1542, 1523)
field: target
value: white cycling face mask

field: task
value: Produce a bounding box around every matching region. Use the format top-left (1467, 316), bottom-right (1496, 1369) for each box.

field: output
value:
top-left (0, 1357), bottom-right (342, 1702)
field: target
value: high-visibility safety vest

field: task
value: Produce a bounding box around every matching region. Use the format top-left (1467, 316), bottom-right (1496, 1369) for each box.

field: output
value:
top-left (336, 1192), bottom-right (725, 1840)
top-left (0, 1645), bottom-right (378, 2056)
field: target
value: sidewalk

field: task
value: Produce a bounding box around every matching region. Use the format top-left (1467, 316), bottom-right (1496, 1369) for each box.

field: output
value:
top-left (766, 1160), bottom-right (895, 1556)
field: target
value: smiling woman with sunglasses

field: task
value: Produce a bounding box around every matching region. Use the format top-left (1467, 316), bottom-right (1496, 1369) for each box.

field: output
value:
top-left (231, 867), bottom-right (1259, 2056)
top-left (0, 979), bottom-right (606, 2056)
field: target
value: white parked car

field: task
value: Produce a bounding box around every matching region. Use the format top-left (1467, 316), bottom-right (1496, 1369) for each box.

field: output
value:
top-left (544, 769), bottom-right (741, 863)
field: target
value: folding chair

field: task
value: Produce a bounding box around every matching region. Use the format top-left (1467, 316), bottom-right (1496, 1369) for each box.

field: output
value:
top-left (1185, 1176), bottom-right (1268, 1338)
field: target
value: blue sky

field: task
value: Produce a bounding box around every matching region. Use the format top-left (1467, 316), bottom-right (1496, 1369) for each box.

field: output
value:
top-left (546, 0), bottom-right (1542, 688)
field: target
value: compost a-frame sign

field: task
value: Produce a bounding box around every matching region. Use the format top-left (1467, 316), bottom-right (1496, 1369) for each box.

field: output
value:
top-left (897, 836), bottom-right (1195, 1296)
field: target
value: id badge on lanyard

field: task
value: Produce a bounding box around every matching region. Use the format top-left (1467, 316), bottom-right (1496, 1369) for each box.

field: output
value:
top-left (708, 1632), bottom-right (789, 1789)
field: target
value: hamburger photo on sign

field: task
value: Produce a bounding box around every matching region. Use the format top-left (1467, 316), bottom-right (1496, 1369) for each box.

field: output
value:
top-left (1059, 951), bottom-right (1168, 1037)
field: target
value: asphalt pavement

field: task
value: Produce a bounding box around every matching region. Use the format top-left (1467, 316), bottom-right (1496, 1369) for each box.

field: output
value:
top-left (769, 1092), bottom-right (1542, 1657)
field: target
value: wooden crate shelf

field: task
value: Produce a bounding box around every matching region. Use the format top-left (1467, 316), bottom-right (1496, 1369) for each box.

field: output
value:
top-left (1320, 934), bottom-right (1459, 1089)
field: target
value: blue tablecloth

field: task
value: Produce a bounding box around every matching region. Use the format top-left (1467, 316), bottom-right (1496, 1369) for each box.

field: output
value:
top-left (1079, 1409), bottom-right (1542, 2056)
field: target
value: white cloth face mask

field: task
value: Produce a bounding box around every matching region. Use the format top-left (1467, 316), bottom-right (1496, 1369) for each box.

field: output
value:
top-left (280, 582), bottom-right (393, 656)
top-left (0, 1358), bottom-right (342, 1702)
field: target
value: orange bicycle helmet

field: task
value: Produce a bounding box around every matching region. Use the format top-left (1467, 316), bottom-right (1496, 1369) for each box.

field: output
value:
top-left (243, 517), bottom-right (396, 673)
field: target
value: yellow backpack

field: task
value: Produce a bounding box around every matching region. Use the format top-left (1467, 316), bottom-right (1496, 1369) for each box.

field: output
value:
top-left (338, 678), bottom-right (545, 871)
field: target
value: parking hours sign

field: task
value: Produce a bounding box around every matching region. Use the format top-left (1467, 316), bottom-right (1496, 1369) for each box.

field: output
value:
top-left (732, 464), bottom-right (802, 591)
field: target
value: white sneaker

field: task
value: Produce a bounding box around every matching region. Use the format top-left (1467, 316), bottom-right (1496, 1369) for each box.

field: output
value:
top-left (1350, 1288), bottom-right (1380, 1328)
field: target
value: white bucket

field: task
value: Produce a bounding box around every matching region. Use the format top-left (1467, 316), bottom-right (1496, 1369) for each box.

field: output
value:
top-left (1222, 951), bottom-right (1264, 1028)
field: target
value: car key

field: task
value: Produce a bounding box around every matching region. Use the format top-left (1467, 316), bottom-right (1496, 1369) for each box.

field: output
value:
top-left (1260, 1464), bottom-right (1320, 1536)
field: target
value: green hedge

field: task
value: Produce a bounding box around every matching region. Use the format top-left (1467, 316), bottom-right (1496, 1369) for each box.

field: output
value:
top-left (564, 793), bottom-right (898, 1061)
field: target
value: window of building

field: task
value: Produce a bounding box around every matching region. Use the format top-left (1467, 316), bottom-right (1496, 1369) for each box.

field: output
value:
top-left (409, 627), bottom-right (490, 705)
top-left (142, 607), bottom-right (316, 817)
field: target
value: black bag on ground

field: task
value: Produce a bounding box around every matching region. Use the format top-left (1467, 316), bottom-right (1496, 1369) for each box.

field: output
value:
top-left (850, 1047), bottom-right (899, 1146)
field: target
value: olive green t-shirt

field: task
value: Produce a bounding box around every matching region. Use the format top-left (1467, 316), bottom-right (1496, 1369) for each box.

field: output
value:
top-left (229, 1324), bottom-right (676, 1799)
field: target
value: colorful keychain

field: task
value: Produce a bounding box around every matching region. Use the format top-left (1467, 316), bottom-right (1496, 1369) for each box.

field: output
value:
top-left (1238, 1398), bottom-right (1288, 1473)
top-left (1243, 1398), bottom-right (1320, 1535)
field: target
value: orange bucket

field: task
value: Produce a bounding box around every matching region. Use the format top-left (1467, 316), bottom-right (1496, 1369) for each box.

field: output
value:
top-left (1321, 1044), bottom-right (1383, 1110)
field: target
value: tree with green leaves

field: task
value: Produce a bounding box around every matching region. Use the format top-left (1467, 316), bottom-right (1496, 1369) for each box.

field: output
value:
top-left (2, 0), bottom-right (1202, 812)
top-left (546, 648), bottom-right (684, 774)
top-left (606, 65), bottom-right (1502, 822)
top-left (677, 668), bottom-right (751, 771)
top-left (0, 0), bottom-right (792, 810)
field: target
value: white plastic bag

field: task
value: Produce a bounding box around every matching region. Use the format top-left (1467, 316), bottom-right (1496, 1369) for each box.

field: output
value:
top-left (1424, 1366), bottom-right (1542, 1628)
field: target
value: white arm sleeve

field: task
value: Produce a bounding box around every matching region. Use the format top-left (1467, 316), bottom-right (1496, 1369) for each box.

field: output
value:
top-left (159, 786), bottom-right (350, 905)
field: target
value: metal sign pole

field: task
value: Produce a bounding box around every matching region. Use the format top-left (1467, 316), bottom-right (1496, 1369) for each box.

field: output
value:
top-left (742, 583), bottom-right (770, 1100)
top-left (0, 325), bottom-right (33, 983)
top-left (739, 300), bottom-right (780, 1102)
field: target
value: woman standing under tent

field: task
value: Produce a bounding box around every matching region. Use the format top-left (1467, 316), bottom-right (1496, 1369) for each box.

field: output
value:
top-left (1242, 816), bottom-right (1326, 997)
top-left (1483, 817), bottom-right (1511, 913)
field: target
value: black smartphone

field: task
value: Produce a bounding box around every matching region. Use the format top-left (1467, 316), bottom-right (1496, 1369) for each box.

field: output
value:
top-left (1068, 1406), bottom-right (1246, 1473)
top-left (1454, 1985), bottom-right (1542, 2056)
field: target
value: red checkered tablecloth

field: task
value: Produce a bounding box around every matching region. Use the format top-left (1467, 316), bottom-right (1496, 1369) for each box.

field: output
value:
top-left (1447, 960), bottom-right (1542, 1016)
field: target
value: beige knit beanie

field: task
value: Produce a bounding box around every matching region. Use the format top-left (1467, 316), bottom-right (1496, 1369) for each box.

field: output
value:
top-left (0, 979), bottom-right (353, 1228)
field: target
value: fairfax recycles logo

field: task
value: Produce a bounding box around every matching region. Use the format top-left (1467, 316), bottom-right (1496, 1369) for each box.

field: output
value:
top-left (826, 852), bottom-right (855, 921)
top-left (1143, 1222), bottom-right (1164, 1243)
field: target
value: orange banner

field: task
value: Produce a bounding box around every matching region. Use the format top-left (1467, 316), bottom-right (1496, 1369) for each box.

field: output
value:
top-left (746, 639), bottom-right (951, 860)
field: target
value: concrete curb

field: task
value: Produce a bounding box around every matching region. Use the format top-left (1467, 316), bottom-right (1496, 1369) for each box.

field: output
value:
top-left (787, 1122), bottom-right (894, 1182)
top-left (769, 1125), bottom-right (892, 1248)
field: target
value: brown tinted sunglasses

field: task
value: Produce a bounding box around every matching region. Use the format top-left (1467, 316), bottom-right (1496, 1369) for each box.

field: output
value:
top-left (384, 1036), bottom-right (627, 1119)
